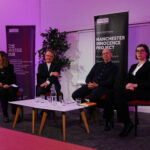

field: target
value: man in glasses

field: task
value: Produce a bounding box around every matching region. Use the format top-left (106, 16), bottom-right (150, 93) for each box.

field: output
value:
top-left (72, 49), bottom-right (118, 125)
top-left (36, 49), bottom-right (61, 98)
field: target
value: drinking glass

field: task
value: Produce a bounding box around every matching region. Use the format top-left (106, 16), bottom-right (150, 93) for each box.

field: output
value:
top-left (76, 98), bottom-right (81, 106)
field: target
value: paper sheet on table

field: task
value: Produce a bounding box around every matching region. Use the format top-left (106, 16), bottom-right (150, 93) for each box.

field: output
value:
top-left (10, 84), bottom-right (18, 88)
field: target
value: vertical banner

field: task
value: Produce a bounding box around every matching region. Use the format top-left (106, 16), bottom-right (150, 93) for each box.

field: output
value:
top-left (95, 12), bottom-right (128, 88)
top-left (6, 26), bottom-right (35, 99)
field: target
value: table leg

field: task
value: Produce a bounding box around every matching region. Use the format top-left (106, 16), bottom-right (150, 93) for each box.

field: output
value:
top-left (39, 111), bottom-right (48, 135)
top-left (13, 106), bottom-right (21, 128)
top-left (62, 112), bottom-right (66, 141)
top-left (32, 108), bottom-right (36, 134)
top-left (80, 110), bottom-right (90, 133)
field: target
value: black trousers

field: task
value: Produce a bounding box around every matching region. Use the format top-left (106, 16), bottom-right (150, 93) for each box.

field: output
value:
top-left (103, 90), bottom-right (115, 121)
top-left (72, 85), bottom-right (108, 103)
top-left (72, 85), bottom-right (114, 119)
top-left (0, 87), bottom-right (18, 117)
top-left (116, 89), bottom-right (150, 124)
top-left (36, 75), bottom-right (61, 97)
top-left (36, 83), bottom-right (61, 100)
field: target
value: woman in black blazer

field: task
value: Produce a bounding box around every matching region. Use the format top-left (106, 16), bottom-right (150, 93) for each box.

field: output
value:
top-left (117, 44), bottom-right (150, 137)
top-left (0, 51), bottom-right (18, 122)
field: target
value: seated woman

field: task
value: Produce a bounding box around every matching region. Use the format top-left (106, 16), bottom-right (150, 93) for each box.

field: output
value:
top-left (0, 51), bottom-right (18, 122)
top-left (116, 44), bottom-right (150, 137)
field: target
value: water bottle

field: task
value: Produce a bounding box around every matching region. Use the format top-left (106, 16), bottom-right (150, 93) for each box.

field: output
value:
top-left (50, 84), bottom-right (57, 104)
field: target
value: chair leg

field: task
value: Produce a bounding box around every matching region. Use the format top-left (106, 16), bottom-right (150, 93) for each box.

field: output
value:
top-left (134, 104), bottom-right (138, 136)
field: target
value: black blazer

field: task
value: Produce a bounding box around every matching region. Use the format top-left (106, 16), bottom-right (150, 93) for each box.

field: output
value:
top-left (0, 64), bottom-right (16, 85)
top-left (125, 61), bottom-right (150, 90)
top-left (37, 62), bottom-right (60, 85)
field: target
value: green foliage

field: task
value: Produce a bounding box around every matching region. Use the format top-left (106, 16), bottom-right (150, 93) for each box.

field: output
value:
top-left (38, 27), bottom-right (71, 71)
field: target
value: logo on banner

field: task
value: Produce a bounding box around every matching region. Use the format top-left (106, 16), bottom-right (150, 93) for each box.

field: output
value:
top-left (9, 29), bottom-right (19, 33)
top-left (97, 18), bottom-right (109, 24)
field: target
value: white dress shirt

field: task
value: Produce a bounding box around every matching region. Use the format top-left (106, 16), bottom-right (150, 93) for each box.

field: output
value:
top-left (46, 63), bottom-right (51, 85)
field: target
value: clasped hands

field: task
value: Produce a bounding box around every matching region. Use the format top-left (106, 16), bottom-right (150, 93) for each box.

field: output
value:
top-left (88, 82), bottom-right (98, 89)
top-left (0, 83), bottom-right (10, 88)
top-left (125, 83), bottom-right (138, 91)
top-left (40, 72), bottom-right (59, 88)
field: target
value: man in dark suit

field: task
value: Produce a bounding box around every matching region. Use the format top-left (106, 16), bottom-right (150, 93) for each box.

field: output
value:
top-left (72, 49), bottom-right (118, 124)
top-left (36, 49), bottom-right (61, 98)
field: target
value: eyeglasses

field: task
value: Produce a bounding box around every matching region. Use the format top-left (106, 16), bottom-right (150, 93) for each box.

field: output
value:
top-left (136, 50), bottom-right (145, 53)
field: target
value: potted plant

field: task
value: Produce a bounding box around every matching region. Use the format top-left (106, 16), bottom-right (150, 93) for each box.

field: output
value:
top-left (38, 27), bottom-right (71, 71)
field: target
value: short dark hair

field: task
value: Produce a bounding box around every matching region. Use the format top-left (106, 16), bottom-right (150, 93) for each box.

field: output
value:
top-left (136, 44), bottom-right (150, 60)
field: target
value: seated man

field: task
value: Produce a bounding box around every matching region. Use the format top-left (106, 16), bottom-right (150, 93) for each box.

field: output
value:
top-left (36, 49), bottom-right (61, 99)
top-left (72, 49), bottom-right (118, 124)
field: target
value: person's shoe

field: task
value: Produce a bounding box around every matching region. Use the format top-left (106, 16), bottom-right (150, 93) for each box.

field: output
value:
top-left (119, 122), bottom-right (134, 137)
top-left (3, 116), bottom-right (10, 123)
top-left (104, 119), bottom-right (114, 131)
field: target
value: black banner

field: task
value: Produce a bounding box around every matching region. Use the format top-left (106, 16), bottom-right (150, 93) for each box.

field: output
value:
top-left (95, 12), bottom-right (128, 88)
top-left (6, 26), bottom-right (35, 99)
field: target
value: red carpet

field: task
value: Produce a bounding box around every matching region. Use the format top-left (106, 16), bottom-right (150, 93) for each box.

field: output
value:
top-left (0, 127), bottom-right (97, 150)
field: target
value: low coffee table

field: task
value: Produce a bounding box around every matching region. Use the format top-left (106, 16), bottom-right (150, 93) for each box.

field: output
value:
top-left (9, 98), bottom-right (96, 141)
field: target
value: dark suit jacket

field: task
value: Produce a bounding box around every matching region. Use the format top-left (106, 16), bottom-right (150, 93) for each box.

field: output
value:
top-left (37, 62), bottom-right (60, 86)
top-left (0, 64), bottom-right (16, 85)
top-left (125, 61), bottom-right (150, 90)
